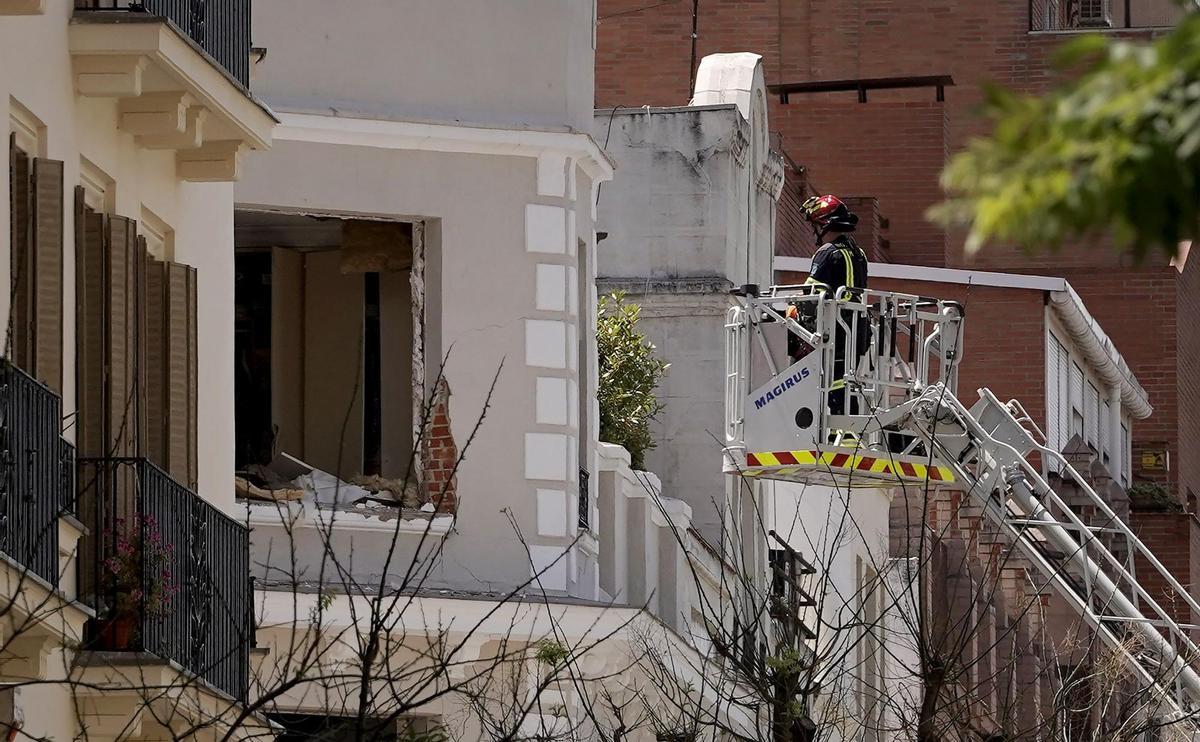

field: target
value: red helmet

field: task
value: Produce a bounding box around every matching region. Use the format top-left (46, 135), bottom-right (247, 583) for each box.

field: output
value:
top-left (801, 194), bottom-right (858, 235)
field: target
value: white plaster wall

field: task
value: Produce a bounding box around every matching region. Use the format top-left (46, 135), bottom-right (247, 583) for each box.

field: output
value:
top-left (593, 104), bottom-right (777, 545)
top-left (593, 106), bottom-right (764, 284)
top-left (249, 0), bottom-right (597, 132)
top-left (0, 6), bottom-right (243, 513)
top-left (237, 136), bottom-right (600, 595)
top-left (766, 482), bottom-right (893, 736)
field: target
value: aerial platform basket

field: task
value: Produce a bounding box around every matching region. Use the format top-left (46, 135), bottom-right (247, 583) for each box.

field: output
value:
top-left (722, 283), bottom-right (965, 489)
top-left (726, 283), bottom-right (1200, 726)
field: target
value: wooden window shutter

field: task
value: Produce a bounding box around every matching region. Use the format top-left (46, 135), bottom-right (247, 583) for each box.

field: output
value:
top-left (144, 256), bottom-right (168, 470)
top-left (164, 262), bottom-right (197, 488)
top-left (186, 265), bottom-right (196, 489)
top-left (31, 157), bottom-right (64, 395)
top-left (104, 215), bottom-right (141, 458)
top-left (75, 202), bottom-right (106, 459)
top-left (8, 135), bottom-right (31, 370)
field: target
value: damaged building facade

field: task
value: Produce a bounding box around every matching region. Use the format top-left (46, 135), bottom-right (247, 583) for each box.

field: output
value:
top-left (234, 2), bottom-right (760, 738)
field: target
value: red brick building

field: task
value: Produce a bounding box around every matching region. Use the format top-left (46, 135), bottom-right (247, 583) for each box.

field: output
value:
top-left (596, 0), bottom-right (1199, 504)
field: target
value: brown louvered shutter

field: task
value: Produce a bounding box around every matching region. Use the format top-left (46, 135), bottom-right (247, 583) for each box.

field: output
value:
top-left (31, 158), bottom-right (63, 395)
top-left (144, 256), bottom-right (167, 470)
top-left (9, 136), bottom-right (31, 370)
top-left (165, 262), bottom-right (197, 488)
top-left (75, 203), bottom-right (106, 459)
top-left (104, 216), bottom-right (141, 458)
top-left (186, 266), bottom-right (197, 488)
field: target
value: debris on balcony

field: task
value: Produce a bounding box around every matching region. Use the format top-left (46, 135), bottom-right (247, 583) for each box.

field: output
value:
top-left (348, 474), bottom-right (422, 509)
top-left (237, 451), bottom-right (425, 514)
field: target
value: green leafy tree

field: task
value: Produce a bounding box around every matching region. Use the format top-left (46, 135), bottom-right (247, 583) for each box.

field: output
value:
top-left (597, 292), bottom-right (669, 470)
top-left (933, 7), bottom-right (1200, 262)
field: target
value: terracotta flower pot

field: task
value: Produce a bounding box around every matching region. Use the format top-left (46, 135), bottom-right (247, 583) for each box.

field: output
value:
top-left (99, 614), bottom-right (137, 650)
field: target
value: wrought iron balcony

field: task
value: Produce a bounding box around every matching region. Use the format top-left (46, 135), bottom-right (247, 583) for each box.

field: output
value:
top-left (0, 358), bottom-right (74, 588)
top-left (77, 457), bottom-right (250, 700)
top-left (578, 468), bottom-right (590, 530)
top-left (74, 0), bottom-right (251, 88)
top-left (1030, 0), bottom-right (1190, 31)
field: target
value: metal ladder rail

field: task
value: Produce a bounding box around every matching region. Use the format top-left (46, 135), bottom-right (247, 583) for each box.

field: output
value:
top-left (902, 385), bottom-right (1200, 720)
top-left (969, 389), bottom-right (1200, 641)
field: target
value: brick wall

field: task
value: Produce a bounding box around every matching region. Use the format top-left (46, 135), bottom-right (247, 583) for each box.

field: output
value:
top-left (1131, 512), bottom-right (1200, 631)
top-left (775, 165), bottom-right (812, 259)
top-left (773, 101), bottom-right (948, 267)
top-left (421, 377), bottom-right (458, 513)
top-left (597, 0), bottom-right (1197, 505)
top-left (1178, 253), bottom-right (1200, 504)
top-left (843, 196), bottom-right (887, 264)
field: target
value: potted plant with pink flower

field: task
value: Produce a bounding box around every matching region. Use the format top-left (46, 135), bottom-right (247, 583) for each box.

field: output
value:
top-left (100, 513), bottom-right (176, 649)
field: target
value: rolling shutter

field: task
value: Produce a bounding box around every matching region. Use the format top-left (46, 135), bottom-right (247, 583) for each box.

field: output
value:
top-left (1046, 333), bottom-right (1062, 453)
top-left (31, 158), bottom-right (63, 395)
top-left (1085, 382), bottom-right (1100, 447)
top-left (1100, 400), bottom-right (1112, 459)
top-left (1069, 361), bottom-right (1084, 439)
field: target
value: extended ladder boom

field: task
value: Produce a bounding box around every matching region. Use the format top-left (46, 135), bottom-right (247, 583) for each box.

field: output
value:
top-left (723, 284), bottom-right (1200, 727)
top-left (902, 384), bottom-right (1200, 719)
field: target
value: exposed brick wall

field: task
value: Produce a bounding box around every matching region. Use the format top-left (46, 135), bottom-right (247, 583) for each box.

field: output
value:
top-left (842, 196), bottom-right (888, 264)
top-left (1131, 512), bottom-right (1200, 632)
top-left (596, 4), bottom-right (1191, 496)
top-left (775, 165), bottom-right (813, 259)
top-left (772, 101), bottom-right (948, 267)
top-left (1178, 254), bottom-right (1200, 504)
top-left (421, 378), bottom-right (458, 513)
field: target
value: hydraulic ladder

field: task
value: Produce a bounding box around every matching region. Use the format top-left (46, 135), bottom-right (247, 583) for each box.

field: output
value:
top-left (723, 283), bottom-right (1200, 728)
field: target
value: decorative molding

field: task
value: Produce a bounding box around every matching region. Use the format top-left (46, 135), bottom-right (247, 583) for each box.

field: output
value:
top-left (597, 276), bottom-right (733, 295)
top-left (274, 111), bottom-right (614, 184)
top-left (177, 140), bottom-right (242, 182)
top-left (0, 0), bottom-right (45, 14)
top-left (70, 19), bottom-right (275, 150)
top-left (730, 127), bottom-right (749, 167)
top-left (757, 152), bottom-right (786, 199)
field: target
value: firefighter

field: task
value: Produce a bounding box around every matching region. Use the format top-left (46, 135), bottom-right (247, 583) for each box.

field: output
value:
top-left (789, 194), bottom-right (869, 423)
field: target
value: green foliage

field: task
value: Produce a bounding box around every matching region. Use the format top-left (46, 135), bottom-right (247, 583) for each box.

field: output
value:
top-left (534, 639), bottom-right (569, 666)
top-left (597, 292), bottom-right (669, 470)
top-left (933, 10), bottom-right (1200, 262)
top-left (1128, 481), bottom-right (1182, 511)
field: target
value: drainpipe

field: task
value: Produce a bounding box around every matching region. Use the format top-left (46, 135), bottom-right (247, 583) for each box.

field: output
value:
top-left (1108, 385), bottom-right (1123, 484)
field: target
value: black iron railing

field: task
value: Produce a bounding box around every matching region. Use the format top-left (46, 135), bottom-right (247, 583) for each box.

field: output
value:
top-left (578, 468), bottom-right (590, 530)
top-left (74, 0), bottom-right (252, 88)
top-left (1030, 0), bottom-right (1190, 31)
top-left (78, 457), bottom-right (250, 700)
top-left (0, 358), bottom-right (74, 587)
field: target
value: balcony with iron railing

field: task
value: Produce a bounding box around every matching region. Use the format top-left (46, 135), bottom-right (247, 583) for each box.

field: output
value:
top-left (73, 0), bottom-right (252, 89)
top-left (77, 457), bottom-right (251, 700)
top-left (1030, 0), bottom-right (1191, 31)
top-left (0, 357), bottom-right (75, 589)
